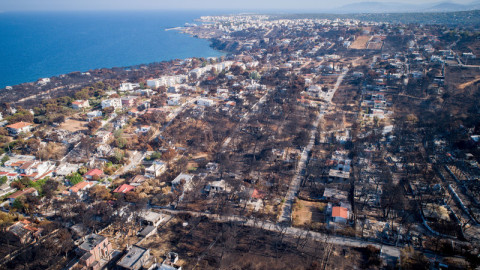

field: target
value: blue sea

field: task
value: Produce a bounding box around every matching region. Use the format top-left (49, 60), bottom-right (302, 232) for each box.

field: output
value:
top-left (0, 11), bottom-right (225, 88)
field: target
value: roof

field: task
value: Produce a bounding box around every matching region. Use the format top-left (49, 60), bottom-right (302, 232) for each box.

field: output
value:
top-left (130, 175), bottom-right (146, 184)
top-left (8, 187), bottom-right (37, 199)
top-left (116, 245), bottom-right (149, 269)
top-left (172, 173), bottom-right (193, 185)
top-left (19, 161), bottom-right (35, 170)
top-left (69, 181), bottom-right (93, 193)
top-left (79, 234), bottom-right (106, 251)
top-left (8, 220), bottom-right (39, 237)
top-left (332, 206), bottom-right (349, 219)
top-left (252, 189), bottom-right (266, 199)
top-left (138, 225), bottom-right (156, 237)
top-left (113, 184), bottom-right (135, 194)
top-left (72, 100), bottom-right (87, 105)
top-left (6, 122), bottom-right (32, 130)
top-left (140, 211), bottom-right (164, 223)
top-left (85, 169), bottom-right (103, 177)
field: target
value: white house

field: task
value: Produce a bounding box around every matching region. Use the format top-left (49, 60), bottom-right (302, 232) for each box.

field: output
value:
top-left (172, 173), bottom-right (194, 191)
top-left (136, 125), bottom-right (151, 134)
top-left (119, 82), bottom-right (139, 92)
top-left (86, 110), bottom-right (102, 121)
top-left (204, 179), bottom-right (231, 195)
top-left (101, 98), bottom-right (122, 110)
top-left (96, 131), bottom-right (112, 144)
top-left (71, 100), bottom-right (90, 110)
top-left (37, 78), bottom-right (50, 86)
top-left (6, 122), bottom-right (33, 135)
top-left (197, 98), bottom-right (214, 107)
top-left (167, 94), bottom-right (181, 106)
top-left (19, 160), bottom-right (54, 179)
top-left (145, 161), bottom-right (166, 178)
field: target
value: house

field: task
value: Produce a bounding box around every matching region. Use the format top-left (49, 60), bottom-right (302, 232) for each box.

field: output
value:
top-left (139, 211), bottom-right (166, 227)
top-left (204, 179), bottom-right (231, 195)
top-left (167, 86), bottom-right (179, 93)
top-left (101, 98), bottom-right (122, 110)
top-left (135, 89), bottom-right (154, 96)
top-left (113, 184), bottom-right (136, 194)
top-left (72, 100), bottom-right (90, 110)
top-left (55, 163), bottom-right (82, 177)
top-left (206, 162), bottom-right (218, 171)
top-left (136, 125), bottom-right (151, 134)
top-left (331, 206), bottom-right (349, 223)
top-left (121, 96), bottom-right (139, 108)
top-left (37, 78), bottom-right (50, 86)
top-left (87, 110), bottom-right (102, 121)
top-left (19, 160), bottom-right (53, 179)
top-left (7, 220), bottom-right (43, 244)
top-left (114, 116), bottom-right (128, 130)
top-left (145, 161), bottom-right (166, 178)
top-left (129, 175), bottom-right (146, 186)
top-left (8, 187), bottom-right (38, 204)
top-left (76, 233), bottom-right (113, 270)
top-left (167, 96), bottom-right (181, 106)
top-left (84, 169), bottom-right (104, 180)
top-left (328, 169), bottom-right (350, 182)
top-left (116, 245), bottom-right (150, 270)
top-left (306, 85), bottom-right (322, 97)
top-left (96, 131), bottom-right (112, 144)
top-left (251, 189), bottom-right (266, 200)
top-left (68, 181), bottom-right (94, 199)
top-left (157, 252), bottom-right (182, 270)
top-left (119, 83), bottom-right (139, 92)
top-left (171, 173), bottom-right (194, 191)
top-left (0, 171), bottom-right (19, 182)
top-left (197, 98), bottom-right (214, 107)
top-left (322, 188), bottom-right (348, 203)
top-left (147, 79), bottom-right (161, 88)
top-left (138, 225), bottom-right (157, 238)
top-left (6, 122), bottom-right (33, 135)
top-left (0, 185), bottom-right (17, 197)
top-left (128, 108), bottom-right (141, 117)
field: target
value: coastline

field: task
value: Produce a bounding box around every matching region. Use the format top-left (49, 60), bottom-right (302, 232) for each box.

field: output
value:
top-left (0, 11), bottom-right (225, 89)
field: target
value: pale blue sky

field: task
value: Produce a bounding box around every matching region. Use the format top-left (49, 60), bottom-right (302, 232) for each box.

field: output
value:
top-left (0, 0), bottom-right (475, 12)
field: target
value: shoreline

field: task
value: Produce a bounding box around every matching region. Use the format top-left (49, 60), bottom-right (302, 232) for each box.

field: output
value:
top-left (0, 12), bottom-right (225, 90)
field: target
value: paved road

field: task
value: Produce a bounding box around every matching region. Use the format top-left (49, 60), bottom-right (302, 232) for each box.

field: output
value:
top-left (112, 150), bottom-right (145, 179)
top-left (221, 88), bottom-right (273, 150)
top-left (161, 97), bottom-right (198, 133)
top-left (278, 69), bottom-right (349, 223)
top-left (161, 209), bottom-right (401, 259)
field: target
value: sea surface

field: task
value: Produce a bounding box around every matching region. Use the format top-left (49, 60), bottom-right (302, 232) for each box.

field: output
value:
top-left (0, 11), bottom-right (225, 88)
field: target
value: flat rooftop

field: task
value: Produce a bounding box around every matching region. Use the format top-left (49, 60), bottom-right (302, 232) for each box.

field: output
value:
top-left (117, 245), bottom-right (149, 269)
top-left (79, 234), bottom-right (106, 251)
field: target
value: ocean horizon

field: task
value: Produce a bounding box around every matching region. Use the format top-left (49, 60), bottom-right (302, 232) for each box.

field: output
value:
top-left (0, 11), bottom-right (227, 88)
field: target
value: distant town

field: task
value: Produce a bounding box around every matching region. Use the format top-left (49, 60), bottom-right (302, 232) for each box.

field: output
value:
top-left (0, 12), bottom-right (479, 270)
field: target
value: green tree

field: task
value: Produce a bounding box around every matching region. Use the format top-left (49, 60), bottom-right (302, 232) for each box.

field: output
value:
top-left (12, 197), bottom-right (24, 211)
top-left (0, 176), bottom-right (7, 185)
top-left (67, 173), bottom-right (84, 185)
top-left (1, 155), bottom-right (9, 166)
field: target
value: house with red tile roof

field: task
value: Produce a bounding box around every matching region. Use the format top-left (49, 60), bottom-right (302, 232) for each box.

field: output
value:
top-left (6, 122), bottom-right (33, 135)
top-left (8, 187), bottom-right (38, 203)
top-left (251, 189), bottom-right (266, 199)
top-left (331, 206), bottom-right (349, 223)
top-left (8, 220), bottom-right (43, 244)
top-left (113, 184), bottom-right (135, 194)
top-left (84, 169), bottom-right (104, 180)
top-left (67, 181), bottom-right (94, 199)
